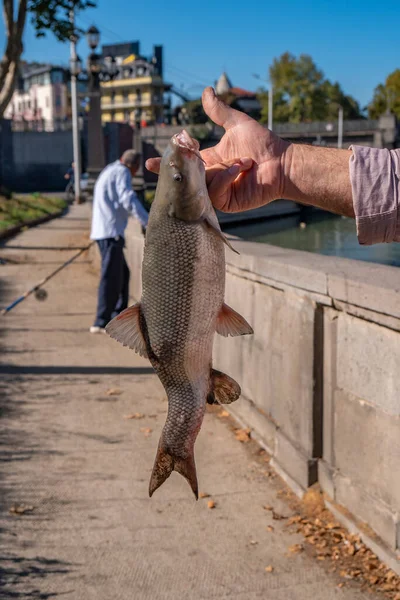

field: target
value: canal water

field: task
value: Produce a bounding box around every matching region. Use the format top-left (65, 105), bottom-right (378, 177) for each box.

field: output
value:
top-left (224, 210), bottom-right (400, 268)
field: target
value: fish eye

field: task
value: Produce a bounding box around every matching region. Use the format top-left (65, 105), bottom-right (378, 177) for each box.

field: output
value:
top-left (173, 173), bottom-right (183, 182)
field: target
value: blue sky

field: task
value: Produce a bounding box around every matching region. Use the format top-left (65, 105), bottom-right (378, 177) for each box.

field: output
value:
top-left (1, 0), bottom-right (399, 109)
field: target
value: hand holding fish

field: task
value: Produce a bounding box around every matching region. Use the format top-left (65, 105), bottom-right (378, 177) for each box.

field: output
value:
top-left (146, 87), bottom-right (290, 213)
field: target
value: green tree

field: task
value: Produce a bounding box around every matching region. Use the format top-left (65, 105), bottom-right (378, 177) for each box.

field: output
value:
top-left (258, 52), bottom-right (362, 124)
top-left (0, 0), bottom-right (96, 118)
top-left (368, 70), bottom-right (400, 119)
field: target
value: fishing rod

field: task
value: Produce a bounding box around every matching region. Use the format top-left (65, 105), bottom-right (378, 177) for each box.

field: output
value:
top-left (1, 241), bottom-right (95, 316)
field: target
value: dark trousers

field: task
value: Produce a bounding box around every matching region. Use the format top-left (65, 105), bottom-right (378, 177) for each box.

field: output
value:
top-left (94, 237), bottom-right (130, 328)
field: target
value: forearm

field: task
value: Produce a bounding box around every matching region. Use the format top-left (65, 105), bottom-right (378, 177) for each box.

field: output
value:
top-left (282, 144), bottom-right (354, 218)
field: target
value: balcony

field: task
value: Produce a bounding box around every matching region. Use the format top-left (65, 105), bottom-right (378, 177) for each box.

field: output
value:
top-left (101, 98), bottom-right (163, 110)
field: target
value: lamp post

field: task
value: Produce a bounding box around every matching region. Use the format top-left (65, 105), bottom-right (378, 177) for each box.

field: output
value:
top-left (253, 73), bottom-right (273, 131)
top-left (69, 9), bottom-right (83, 204)
top-left (85, 25), bottom-right (105, 182)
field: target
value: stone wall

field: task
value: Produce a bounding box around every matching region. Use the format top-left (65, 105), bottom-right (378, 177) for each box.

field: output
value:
top-left (122, 219), bottom-right (400, 566)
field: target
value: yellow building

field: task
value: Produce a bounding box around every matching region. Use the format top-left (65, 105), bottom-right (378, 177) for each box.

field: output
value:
top-left (100, 46), bottom-right (170, 125)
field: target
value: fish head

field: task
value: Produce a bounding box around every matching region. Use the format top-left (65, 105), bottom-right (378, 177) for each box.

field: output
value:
top-left (158, 129), bottom-right (211, 222)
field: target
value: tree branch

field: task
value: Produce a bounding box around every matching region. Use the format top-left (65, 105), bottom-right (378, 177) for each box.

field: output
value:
top-left (3, 0), bottom-right (14, 35)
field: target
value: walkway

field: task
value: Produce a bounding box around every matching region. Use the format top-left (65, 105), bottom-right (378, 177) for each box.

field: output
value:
top-left (0, 205), bottom-right (375, 599)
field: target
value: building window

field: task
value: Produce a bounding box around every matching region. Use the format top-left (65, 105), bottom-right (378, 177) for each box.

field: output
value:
top-left (136, 88), bottom-right (141, 105)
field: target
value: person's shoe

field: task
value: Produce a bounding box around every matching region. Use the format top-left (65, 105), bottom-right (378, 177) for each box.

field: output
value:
top-left (89, 326), bottom-right (106, 334)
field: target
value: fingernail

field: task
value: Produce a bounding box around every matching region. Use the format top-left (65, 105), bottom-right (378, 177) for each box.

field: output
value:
top-left (240, 157), bottom-right (253, 168)
top-left (228, 164), bottom-right (241, 176)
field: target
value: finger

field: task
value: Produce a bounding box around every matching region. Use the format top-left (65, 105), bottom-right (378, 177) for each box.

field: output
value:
top-left (202, 87), bottom-right (252, 131)
top-left (145, 158), bottom-right (161, 174)
top-left (207, 158), bottom-right (253, 211)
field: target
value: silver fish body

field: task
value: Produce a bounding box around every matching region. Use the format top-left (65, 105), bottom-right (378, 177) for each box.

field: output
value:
top-left (107, 130), bottom-right (253, 497)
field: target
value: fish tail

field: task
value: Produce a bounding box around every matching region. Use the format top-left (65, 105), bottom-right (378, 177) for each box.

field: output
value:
top-left (149, 442), bottom-right (198, 499)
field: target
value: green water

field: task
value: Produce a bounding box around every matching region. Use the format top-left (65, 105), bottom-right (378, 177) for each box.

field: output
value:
top-left (224, 211), bottom-right (400, 268)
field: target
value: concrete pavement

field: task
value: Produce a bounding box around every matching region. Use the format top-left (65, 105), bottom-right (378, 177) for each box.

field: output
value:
top-left (0, 205), bottom-right (376, 599)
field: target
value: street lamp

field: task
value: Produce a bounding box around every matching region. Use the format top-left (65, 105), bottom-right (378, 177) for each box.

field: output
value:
top-left (86, 25), bottom-right (100, 50)
top-left (85, 26), bottom-right (105, 181)
top-left (253, 73), bottom-right (273, 131)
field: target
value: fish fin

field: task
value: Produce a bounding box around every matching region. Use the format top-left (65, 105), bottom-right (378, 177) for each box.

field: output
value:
top-left (105, 303), bottom-right (148, 358)
top-left (216, 303), bottom-right (253, 337)
top-left (149, 445), bottom-right (198, 499)
top-left (207, 369), bottom-right (241, 405)
top-left (203, 212), bottom-right (240, 255)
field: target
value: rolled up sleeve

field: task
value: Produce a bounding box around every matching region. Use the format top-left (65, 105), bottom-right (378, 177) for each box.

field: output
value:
top-left (349, 146), bottom-right (400, 245)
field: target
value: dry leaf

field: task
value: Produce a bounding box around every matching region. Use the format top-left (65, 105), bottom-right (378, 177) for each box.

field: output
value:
top-left (272, 511), bottom-right (288, 520)
top-left (207, 500), bottom-right (216, 509)
top-left (263, 504), bottom-right (273, 511)
top-left (393, 594), bottom-right (400, 600)
top-left (218, 410), bottom-right (230, 418)
top-left (288, 544), bottom-right (303, 554)
top-left (9, 504), bottom-right (34, 515)
top-left (250, 540), bottom-right (258, 545)
top-left (140, 427), bottom-right (152, 437)
top-left (124, 413), bottom-right (144, 420)
top-left (266, 526), bottom-right (274, 532)
top-left (347, 544), bottom-right (356, 556)
top-left (199, 492), bottom-right (210, 499)
top-left (234, 428), bottom-right (251, 443)
top-left (106, 388), bottom-right (122, 396)
top-left (265, 565), bottom-right (274, 573)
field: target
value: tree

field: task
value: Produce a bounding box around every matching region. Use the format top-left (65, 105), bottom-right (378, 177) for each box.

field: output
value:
top-left (258, 52), bottom-right (363, 124)
top-left (368, 70), bottom-right (400, 120)
top-left (0, 0), bottom-right (96, 118)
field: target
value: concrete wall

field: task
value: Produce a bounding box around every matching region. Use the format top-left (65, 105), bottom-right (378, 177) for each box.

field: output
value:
top-left (122, 219), bottom-right (400, 564)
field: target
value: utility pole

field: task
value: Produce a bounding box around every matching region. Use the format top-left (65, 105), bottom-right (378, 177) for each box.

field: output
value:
top-left (69, 8), bottom-right (82, 204)
top-left (268, 85), bottom-right (273, 131)
top-left (338, 105), bottom-right (343, 149)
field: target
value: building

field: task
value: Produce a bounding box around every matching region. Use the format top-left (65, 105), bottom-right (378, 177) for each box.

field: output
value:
top-left (100, 42), bottom-right (171, 126)
top-left (4, 63), bottom-right (72, 131)
top-left (215, 72), bottom-right (261, 120)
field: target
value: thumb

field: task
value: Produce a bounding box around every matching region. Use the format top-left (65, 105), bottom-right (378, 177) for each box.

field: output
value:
top-left (202, 87), bottom-right (252, 131)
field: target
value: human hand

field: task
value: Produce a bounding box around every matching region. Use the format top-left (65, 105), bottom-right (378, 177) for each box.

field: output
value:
top-left (145, 87), bottom-right (290, 213)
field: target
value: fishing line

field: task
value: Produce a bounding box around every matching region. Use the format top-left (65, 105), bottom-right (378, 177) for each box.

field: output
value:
top-left (1, 241), bottom-right (95, 316)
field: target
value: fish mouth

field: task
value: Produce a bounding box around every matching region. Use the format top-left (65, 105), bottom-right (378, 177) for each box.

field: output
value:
top-left (172, 129), bottom-right (205, 163)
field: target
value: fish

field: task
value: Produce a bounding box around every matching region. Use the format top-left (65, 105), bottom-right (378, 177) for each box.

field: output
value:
top-left (106, 129), bottom-right (253, 498)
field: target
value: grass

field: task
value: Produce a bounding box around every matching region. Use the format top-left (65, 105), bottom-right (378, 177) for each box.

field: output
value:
top-left (0, 193), bottom-right (67, 234)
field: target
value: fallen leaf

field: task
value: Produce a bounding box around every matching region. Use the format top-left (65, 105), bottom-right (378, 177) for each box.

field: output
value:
top-left (124, 413), bottom-right (145, 420)
top-left (272, 511), bottom-right (288, 520)
top-left (106, 388), bottom-right (122, 396)
top-left (199, 492), bottom-right (210, 499)
top-left (207, 500), bottom-right (216, 509)
top-left (140, 427), bottom-right (152, 437)
top-left (288, 544), bottom-right (304, 554)
top-left (234, 428), bottom-right (251, 443)
top-left (9, 504), bottom-right (34, 515)
top-left (266, 526), bottom-right (274, 532)
top-left (250, 540), bottom-right (258, 545)
top-left (393, 594), bottom-right (400, 600)
top-left (263, 505), bottom-right (273, 511)
top-left (265, 565), bottom-right (274, 573)
top-left (218, 410), bottom-right (230, 418)
top-left (347, 544), bottom-right (356, 556)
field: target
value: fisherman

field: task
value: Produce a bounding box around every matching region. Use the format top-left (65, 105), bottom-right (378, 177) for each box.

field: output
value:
top-left (90, 150), bottom-right (149, 334)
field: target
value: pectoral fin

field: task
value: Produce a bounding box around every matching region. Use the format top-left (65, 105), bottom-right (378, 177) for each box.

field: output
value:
top-left (105, 303), bottom-right (148, 358)
top-left (204, 213), bottom-right (239, 255)
top-left (216, 303), bottom-right (253, 337)
top-left (207, 369), bottom-right (241, 405)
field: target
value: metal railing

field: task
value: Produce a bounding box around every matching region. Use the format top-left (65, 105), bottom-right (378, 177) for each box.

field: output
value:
top-left (273, 119), bottom-right (379, 135)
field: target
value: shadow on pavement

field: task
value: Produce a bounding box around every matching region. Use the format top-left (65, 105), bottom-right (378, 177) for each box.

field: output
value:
top-left (0, 554), bottom-right (76, 599)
